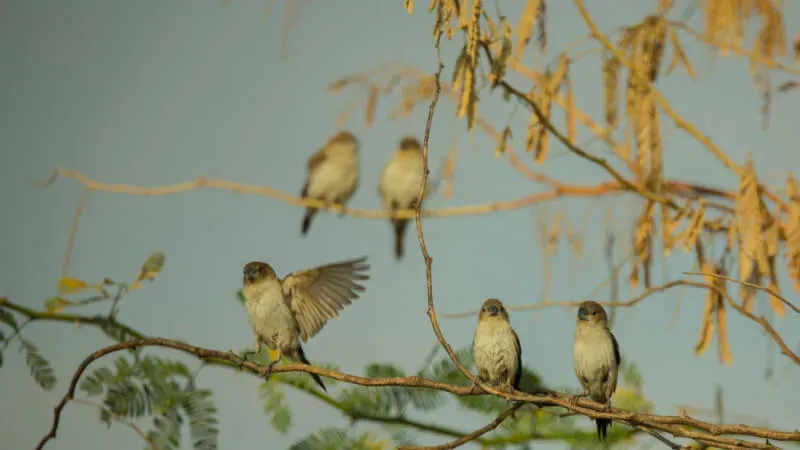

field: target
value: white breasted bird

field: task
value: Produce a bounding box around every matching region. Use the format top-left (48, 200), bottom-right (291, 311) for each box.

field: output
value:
top-left (300, 131), bottom-right (360, 235)
top-left (240, 256), bottom-right (370, 391)
top-left (573, 300), bottom-right (621, 440)
top-left (377, 136), bottom-right (424, 260)
top-left (472, 298), bottom-right (522, 392)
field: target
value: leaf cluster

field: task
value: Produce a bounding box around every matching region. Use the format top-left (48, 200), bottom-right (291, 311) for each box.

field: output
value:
top-left (79, 354), bottom-right (218, 450)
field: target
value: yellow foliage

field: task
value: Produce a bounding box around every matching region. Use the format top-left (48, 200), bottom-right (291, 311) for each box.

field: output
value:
top-left (57, 277), bottom-right (90, 294)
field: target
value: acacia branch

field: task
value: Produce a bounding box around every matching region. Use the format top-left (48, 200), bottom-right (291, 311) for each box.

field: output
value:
top-left (2, 299), bottom-right (550, 448)
top-left (34, 338), bottom-right (799, 450)
top-left (406, 19), bottom-right (488, 448)
top-left (399, 403), bottom-right (523, 450)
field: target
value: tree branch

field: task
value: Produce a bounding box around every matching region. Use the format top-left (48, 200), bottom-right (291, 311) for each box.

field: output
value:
top-left (398, 403), bottom-right (523, 450)
top-left (33, 338), bottom-right (799, 450)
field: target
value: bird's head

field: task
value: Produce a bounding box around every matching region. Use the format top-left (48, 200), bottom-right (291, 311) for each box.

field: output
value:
top-left (242, 261), bottom-right (276, 286)
top-left (398, 136), bottom-right (422, 153)
top-left (329, 130), bottom-right (357, 146)
top-left (576, 300), bottom-right (608, 326)
top-left (478, 298), bottom-right (509, 323)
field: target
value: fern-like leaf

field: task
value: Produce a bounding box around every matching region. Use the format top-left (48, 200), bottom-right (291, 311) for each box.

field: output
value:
top-left (260, 379), bottom-right (292, 434)
top-left (148, 408), bottom-right (183, 450)
top-left (290, 427), bottom-right (382, 450)
top-left (0, 308), bottom-right (18, 331)
top-left (182, 390), bottom-right (218, 450)
top-left (18, 339), bottom-right (56, 390)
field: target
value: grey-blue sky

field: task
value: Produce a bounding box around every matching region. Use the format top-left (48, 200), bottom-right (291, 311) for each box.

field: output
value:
top-left (1, 0), bottom-right (799, 449)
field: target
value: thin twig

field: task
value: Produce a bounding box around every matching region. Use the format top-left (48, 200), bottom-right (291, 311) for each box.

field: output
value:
top-left (398, 403), bottom-right (523, 450)
top-left (71, 398), bottom-right (158, 450)
top-left (62, 188), bottom-right (89, 278)
top-left (633, 423), bottom-right (683, 449)
top-left (414, 5), bottom-right (474, 386)
top-left (684, 271), bottom-right (800, 315)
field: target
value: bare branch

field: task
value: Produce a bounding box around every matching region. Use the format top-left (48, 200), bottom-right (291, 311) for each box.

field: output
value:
top-left (33, 338), bottom-right (799, 450)
top-left (71, 398), bottom-right (157, 450)
top-left (398, 403), bottom-right (523, 450)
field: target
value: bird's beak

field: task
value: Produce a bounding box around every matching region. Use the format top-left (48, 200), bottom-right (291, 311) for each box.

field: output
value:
top-left (577, 308), bottom-right (589, 321)
top-left (488, 306), bottom-right (499, 316)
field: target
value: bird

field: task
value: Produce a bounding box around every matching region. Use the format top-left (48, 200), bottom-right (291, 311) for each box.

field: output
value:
top-left (471, 298), bottom-right (522, 393)
top-left (300, 130), bottom-right (360, 236)
top-left (238, 256), bottom-right (370, 392)
top-left (572, 300), bottom-right (621, 441)
top-left (377, 136), bottom-right (424, 260)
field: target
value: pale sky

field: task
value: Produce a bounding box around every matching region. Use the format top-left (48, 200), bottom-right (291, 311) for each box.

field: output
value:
top-left (1, 0), bottom-right (799, 449)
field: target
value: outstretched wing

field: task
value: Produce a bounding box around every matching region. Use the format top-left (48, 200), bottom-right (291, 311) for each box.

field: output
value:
top-left (281, 256), bottom-right (370, 342)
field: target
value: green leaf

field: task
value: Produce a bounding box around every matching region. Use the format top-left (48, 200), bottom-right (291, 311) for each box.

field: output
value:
top-left (137, 251), bottom-right (166, 282)
top-left (0, 308), bottom-right (18, 331)
top-left (182, 390), bottom-right (218, 450)
top-left (289, 427), bottom-right (382, 450)
top-left (260, 380), bottom-right (292, 434)
top-left (148, 408), bottom-right (182, 450)
top-left (18, 339), bottom-right (56, 390)
top-left (100, 321), bottom-right (139, 343)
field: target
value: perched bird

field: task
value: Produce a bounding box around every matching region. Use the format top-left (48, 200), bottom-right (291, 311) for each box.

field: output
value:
top-left (472, 298), bottom-right (522, 392)
top-left (240, 256), bottom-right (370, 392)
top-left (300, 131), bottom-right (360, 235)
top-left (572, 300), bottom-right (621, 441)
top-left (377, 136), bottom-right (424, 260)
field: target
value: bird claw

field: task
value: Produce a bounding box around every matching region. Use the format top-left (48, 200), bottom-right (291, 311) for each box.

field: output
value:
top-left (259, 360), bottom-right (279, 379)
top-left (470, 376), bottom-right (485, 393)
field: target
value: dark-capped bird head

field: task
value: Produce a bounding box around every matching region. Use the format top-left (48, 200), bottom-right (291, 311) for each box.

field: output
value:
top-left (478, 298), bottom-right (509, 323)
top-left (577, 300), bottom-right (608, 326)
top-left (242, 261), bottom-right (277, 285)
top-left (329, 130), bottom-right (357, 146)
top-left (398, 136), bottom-right (422, 152)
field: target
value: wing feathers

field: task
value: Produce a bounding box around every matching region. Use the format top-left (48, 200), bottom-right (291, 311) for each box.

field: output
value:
top-left (282, 256), bottom-right (370, 342)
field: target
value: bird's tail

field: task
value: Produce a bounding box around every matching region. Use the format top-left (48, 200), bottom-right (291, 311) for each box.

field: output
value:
top-left (301, 207), bottom-right (317, 236)
top-left (392, 218), bottom-right (408, 260)
top-left (595, 418), bottom-right (611, 441)
top-left (295, 345), bottom-right (327, 392)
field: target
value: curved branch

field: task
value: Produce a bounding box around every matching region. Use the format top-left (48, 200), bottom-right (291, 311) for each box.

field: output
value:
top-left (34, 338), bottom-right (799, 450)
top-left (398, 403), bottom-right (523, 450)
top-left (415, 9), bottom-right (474, 389)
top-left (0, 298), bottom-right (617, 448)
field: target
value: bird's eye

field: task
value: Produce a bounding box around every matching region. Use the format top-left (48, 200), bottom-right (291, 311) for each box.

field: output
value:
top-left (591, 310), bottom-right (596, 315)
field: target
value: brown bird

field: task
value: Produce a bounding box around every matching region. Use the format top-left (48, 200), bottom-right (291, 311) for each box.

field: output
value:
top-left (378, 136), bottom-right (424, 260)
top-left (300, 131), bottom-right (360, 235)
top-left (240, 256), bottom-right (370, 391)
top-left (472, 298), bottom-right (522, 392)
top-left (573, 300), bottom-right (621, 440)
